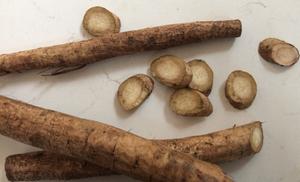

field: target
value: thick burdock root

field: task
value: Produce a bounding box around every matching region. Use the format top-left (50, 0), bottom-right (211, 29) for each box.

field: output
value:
top-left (5, 121), bottom-right (263, 181)
top-left (0, 96), bottom-right (231, 182)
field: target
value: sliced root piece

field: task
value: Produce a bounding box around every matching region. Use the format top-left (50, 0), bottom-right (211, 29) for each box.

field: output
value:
top-left (188, 59), bottom-right (213, 95)
top-left (259, 38), bottom-right (299, 66)
top-left (225, 70), bottom-right (257, 109)
top-left (83, 6), bottom-right (121, 36)
top-left (150, 55), bottom-right (192, 88)
top-left (169, 88), bottom-right (213, 117)
top-left (118, 74), bottom-right (154, 111)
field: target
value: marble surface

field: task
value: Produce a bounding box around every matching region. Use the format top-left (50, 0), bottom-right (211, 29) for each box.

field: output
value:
top-left (0, 0), bottom-right (300, 181)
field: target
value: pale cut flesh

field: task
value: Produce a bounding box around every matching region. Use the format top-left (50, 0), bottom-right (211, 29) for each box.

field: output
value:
top-left (169, 88), bottom-right (213, 117)
top-left (225, 70), bottom-right (257, 109)
top-left (83, 6), bottom-right (121, 36)
top-left (259, 38), bottom-right (299, 66)
top-left (150, 55), bottom-right (192, 88)
top-left (250, 126), bottom-right (264, 152)
top-left (188, 59), bottom-right (213, 95)
top-left (117, 74), bottom-right (154, 111)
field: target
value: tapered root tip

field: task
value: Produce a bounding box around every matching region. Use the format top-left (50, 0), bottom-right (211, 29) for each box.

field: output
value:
top-left (250, 126), bottom-right (263, 153)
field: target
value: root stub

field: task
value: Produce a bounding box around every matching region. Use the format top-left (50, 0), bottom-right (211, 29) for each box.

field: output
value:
top-left (188, 59), bottom-right (213, 95)
top-left (5, 121), bottom-right (263, 181)
top-left (150, 55), bottom-right (192, 88)
top-left (83, 6), bottom-right (121, 36)
top-left (225, 70), bottom-right (257, 109)
top-left (117, 74), bottom-right (154, 111)
top-left (169, 88), bottom-right (213, 117)
top-left (259, 38), bottom-right (299, 67)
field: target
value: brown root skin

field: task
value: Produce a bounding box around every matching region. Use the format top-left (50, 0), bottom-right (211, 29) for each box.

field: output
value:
top-left (0, 20), bottom-right (241, 74)
top-left (161, 121), bottom-right (263, 163)
top-left (83, 6), bottom-right (121, 36)
top-left (0, 96), bottom-right (231, 182)
top-left (259, 38), bottom-right (299, 67)
top-left (225, 70), bottom-right (257, 110)
top-left (5, 121), bottom-right (263, 181)
top-left (169, 88), bottom-right (213, 117)
top-left (188, 59), bottom-right (213, 96)
top-left (117, 74), bottom-right (154, 111)
top-left (150, 55), bottom-right (192, 88)
top-left (5, 152), bottom-right (114, 181)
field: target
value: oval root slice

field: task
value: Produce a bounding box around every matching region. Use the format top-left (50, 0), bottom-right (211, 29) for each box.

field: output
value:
top-left (150, 55), bottom-right (192, 88)
top-left (250, 126), bottom-right (264, 153)
top-left (83, 6), bottom-right (121, 37)
top-left (225, 70), bottom-right (257, 109)
top-left (188, 59), bottom-right (213, 96)
top-left (169, 88), bottom-right (213, 117)
top-left (118, 74), bottom-right (154, 111)
top-left (259, 38), bottom-right (299, 66)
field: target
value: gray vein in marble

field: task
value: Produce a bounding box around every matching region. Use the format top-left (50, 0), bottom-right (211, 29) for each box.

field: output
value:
top-left (103, 69), bottom-right (121, 84)
top-left (32, 1), bottom-right (56, 20)
top-left (29, 82), bottom-right (54, 102)
top-left (78, 99), bottom-right (97, 115)
top-left (78, 87), bottom-right (98, 115)
top-left (246, 1), bottom-right (267, 8)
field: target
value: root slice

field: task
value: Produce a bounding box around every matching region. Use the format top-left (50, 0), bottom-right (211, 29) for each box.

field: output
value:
top-left (259, 38), bottom-right (299, 66)
top-left (169, 88), bottom-right (213, 117)
top-left (150, 55), bottom-right (192, 88)
top-left (118, 74), bottom-right (154, 111)
top-left (188, 59), bottom-right (213, 95)
top-left (250, 126), bottom-right (263, 152)
top-left (83, 6), bottom-right (121, 36)
top-left (225, 70), bottom-right (257, 109)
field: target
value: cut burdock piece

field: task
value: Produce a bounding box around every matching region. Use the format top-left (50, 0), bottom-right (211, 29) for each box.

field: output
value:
top-left (259, 38), bottom-right (299, 67)
top-left (225, 70), bottom-right (257, 109)
top-left (169, 88), bottom-right (213, 117)
top-left (188, 59), bottom-right (213, 95)
top-left (118, 74), bottom-right (154, 111)
top-left (150, 55), bottom-right (192, 88)
top-left (83, 6), bottom-right (121, 36)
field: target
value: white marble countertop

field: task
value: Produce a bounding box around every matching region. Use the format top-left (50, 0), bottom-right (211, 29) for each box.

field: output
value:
top-left (0, 0), bottom-right (300, 181)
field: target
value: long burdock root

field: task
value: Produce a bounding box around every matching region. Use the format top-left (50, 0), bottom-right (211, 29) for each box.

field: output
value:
top-left (5, 122), bottom-right (263, 181)
top-left (0, 96), bottom-right (231, 182)
top-left (0, 20), bottom-right (241, 74)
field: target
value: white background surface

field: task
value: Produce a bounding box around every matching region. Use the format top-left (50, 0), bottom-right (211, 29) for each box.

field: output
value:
top-left (0, 0), bottom-right (299, 181)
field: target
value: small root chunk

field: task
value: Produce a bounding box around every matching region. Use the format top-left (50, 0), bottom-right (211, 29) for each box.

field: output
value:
top-left (150, 55), bottom-right (192, 88)
top-left (118, 74), bottom-right (154, 111)
top-left (188, 59), bottom-right (213, 95)
top-left (83, 6), bottom-right (121, 36)
top-left (259, 38), bottom-right (299, 66)
top-left (225, 70), bottom-right (257, 109)
top-left (169, 88), bottom-right (213, 117)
